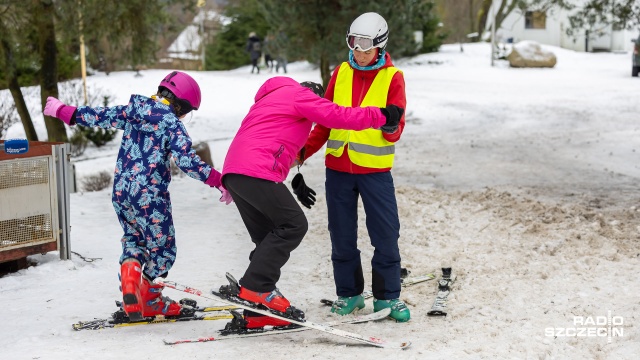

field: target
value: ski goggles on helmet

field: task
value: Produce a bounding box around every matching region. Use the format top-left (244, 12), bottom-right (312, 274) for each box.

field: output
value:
top-left (346, 35), bottom-right (375, 52)
top-left (346, 29), bottom-right (388, 52)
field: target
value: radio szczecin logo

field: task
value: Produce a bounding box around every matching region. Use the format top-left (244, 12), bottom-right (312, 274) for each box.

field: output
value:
top-left (545, 311), bottom-right (623, 343)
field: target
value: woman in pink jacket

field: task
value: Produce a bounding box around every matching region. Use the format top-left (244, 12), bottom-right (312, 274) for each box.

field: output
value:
top-left (219, 76), bottom-right (403, 330)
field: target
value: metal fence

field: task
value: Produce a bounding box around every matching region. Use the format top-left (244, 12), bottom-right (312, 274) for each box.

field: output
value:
top-left (0, 141), bottom-right (71, 263)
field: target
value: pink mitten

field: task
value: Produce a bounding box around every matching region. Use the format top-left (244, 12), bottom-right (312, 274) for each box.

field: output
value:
top-left (43, 97), bottom-right (63, 118)
top-left (43, 97), bottom-right (77, 125)
top-left (219, 186), bottom-right (234, 205)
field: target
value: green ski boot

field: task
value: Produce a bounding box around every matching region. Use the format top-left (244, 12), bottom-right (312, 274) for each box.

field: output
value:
top-left (330, 294), bottom-right (365, 315)
top-left (373, 298), bottom-right (411, 322)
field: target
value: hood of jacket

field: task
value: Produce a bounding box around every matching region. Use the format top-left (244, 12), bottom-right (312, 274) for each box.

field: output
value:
top-left (124, 94), bottom-right (179, 132)
top-left (223, 76), bottom-right (318, 183)
top-left (253, 76), bottom-right (300, 103)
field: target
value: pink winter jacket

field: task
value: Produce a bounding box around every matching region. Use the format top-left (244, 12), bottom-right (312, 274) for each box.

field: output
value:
top-left (222, 76), bottom-right (387, 183)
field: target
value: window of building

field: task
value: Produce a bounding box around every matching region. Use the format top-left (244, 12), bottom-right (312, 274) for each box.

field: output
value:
top-left (525, 11), bottom-right (546, 29)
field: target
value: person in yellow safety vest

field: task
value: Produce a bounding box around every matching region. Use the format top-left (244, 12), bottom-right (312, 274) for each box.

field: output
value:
top-left (298, 12), bottom-right (410, 322)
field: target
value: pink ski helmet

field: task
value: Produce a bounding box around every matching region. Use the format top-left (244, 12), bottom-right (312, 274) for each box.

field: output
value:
top-left (158, 71), bottom-right (202, 112)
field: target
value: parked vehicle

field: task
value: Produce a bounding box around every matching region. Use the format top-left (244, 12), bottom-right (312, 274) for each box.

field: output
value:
top-left (633, 35), bottom-right (640, 77)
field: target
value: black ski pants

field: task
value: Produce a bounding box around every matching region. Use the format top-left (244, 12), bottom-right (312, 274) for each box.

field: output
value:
top-left (223, 174), bottom-right (308, 292)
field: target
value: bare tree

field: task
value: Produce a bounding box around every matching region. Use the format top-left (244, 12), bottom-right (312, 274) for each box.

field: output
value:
top-left (0, 0), bottom-right (191, 141)
top-left (0, 4), bottom-right (38, 140)
top-left (34, 0), bottom-right (67, 142)
top-left (476, 0), bottom-right (523, 42)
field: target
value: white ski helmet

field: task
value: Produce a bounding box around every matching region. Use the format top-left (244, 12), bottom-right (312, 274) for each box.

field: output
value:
top-left (346, 12), bottom-right (389, 51)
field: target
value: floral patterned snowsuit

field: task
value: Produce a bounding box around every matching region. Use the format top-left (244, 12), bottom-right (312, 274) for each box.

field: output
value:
top-left (75, 95), bottom-right (214, 279)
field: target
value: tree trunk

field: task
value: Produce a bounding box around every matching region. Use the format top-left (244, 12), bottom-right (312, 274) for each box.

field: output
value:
top-left (0, 20), bottom-right (39, 141)
top-left (8, 72), bottom-right (39, 141)
top-left (496, 0), bottom-right (519, 34)
top-left (469, 0), bottom-right (476, 35)
top-left (35, 0), bottom-right (68, 142)
top-left (476, 0), bottom-right (492, 42)
top-left (319, 51), bottom-right (330, 90)
top-left (477, 0), bottom-right (519, 43)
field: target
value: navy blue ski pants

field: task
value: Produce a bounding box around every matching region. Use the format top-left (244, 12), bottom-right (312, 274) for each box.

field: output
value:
top-left (325, 168), bottom-right (401, 300)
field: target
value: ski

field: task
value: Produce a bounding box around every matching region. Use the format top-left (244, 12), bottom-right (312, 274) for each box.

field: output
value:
top-left (163, 308), bottom-right (390, 345)
top-left (320, 273), bottom-right (436, 307)
top-left (401, 273), bottom-right (437, 285)
top-left (72, 300), bottom-right (238, 331)
top-left (427, 267), bottom-right (456, 316)
top-left (155, 273), bottom-right (411, 349)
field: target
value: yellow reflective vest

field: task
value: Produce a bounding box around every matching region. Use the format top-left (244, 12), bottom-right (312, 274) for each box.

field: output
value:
top-left (325, 63), bottom-right (400, 169)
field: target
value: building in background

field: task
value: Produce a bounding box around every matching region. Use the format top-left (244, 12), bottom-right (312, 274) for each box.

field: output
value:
top-left (499, 3), bottom-right (636, 53)
top-left (157, 4), bottom-right (229, 70)
top-left (433, 0), bottom-right (637, 53)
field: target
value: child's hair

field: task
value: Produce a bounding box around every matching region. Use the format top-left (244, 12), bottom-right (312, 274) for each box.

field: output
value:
top-left (300, 81), bottom-right (325, 97)
top-left (156, 88), bottom-right (193, 117)
top-left (156, 71), bottom-right (202, 117)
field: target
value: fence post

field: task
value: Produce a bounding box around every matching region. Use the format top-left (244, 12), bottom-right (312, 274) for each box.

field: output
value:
top-left (54, 143), bottom-right (71, 260)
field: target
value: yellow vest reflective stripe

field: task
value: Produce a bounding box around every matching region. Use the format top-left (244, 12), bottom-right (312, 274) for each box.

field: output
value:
top-left (325, 63), bottom-right (399, 169)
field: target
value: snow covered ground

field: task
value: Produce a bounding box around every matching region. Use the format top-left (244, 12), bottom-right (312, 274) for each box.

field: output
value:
top-left (1, 43), bottom-right (638, 359)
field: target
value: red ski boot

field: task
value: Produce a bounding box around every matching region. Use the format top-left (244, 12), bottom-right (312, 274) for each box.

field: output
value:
top-left (218, 273), bottom-right (304, 321)
top-left (243, 310), bottom-right (291, 328)
top-left (140, 275), bottom-right (183, 317)
top-left (120, 260), bottom-right (143, 321)
top-left (238, 286), bottom-right (291, 313)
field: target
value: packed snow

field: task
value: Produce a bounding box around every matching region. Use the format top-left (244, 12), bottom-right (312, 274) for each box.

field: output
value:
top-left (1, 43), bottom-right (638, 359)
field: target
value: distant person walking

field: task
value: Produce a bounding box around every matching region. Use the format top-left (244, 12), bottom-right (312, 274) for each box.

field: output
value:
top-left (246, 32), bottom-right (262, 74)
top-left (263, 35), bottom-right (275, 73)
top-left (274, 31), bottom-right (288, 74)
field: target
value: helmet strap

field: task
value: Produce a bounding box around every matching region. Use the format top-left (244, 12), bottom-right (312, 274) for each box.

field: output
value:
top-left (348, 49), bottom-right (386, 71)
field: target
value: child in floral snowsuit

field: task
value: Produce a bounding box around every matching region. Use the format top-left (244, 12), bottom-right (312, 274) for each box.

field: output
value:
top-left (43, 71), bottom-right (231, 321)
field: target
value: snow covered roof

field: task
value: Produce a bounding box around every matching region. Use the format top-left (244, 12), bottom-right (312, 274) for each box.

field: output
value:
top-left (165, 10), bottom-right (231, 60)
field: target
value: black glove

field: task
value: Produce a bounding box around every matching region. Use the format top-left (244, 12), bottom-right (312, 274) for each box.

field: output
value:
top-left (379, 104), bottom-right (404, 133)
top-left (291, 173), bottom-right (316, 209)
